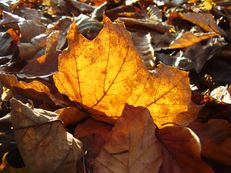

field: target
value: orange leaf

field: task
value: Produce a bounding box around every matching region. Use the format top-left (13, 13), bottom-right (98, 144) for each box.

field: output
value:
top-left (53, 20), bottom-right (200, 127)
top-left (94, 105), bottom-right (213, 173)
top-left (7, 28), bottom-right (20, 42)
top-left (56, 106), bottom-right (88, 126)
top-left (0, 74), bottom-right (66, 105)
top-left (169, 32), bottom-right (218, 49)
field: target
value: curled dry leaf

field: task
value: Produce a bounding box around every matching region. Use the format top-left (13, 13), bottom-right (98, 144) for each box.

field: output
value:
top-left (189, 119), bottom-right (231, 166)
top-left (169, 32), bottom-right (218, 49)
top-left (18, 33), bottom-right (47, 62)
top-left (94, 105), bottom-right (213, 173)
top-left (53, 20), bottom-right (200, 127)
top-left (18, 20), bottom-right (46, 42)
top-left (10, 98), bottom-right (83, 173)
top-left (20, 31), bottom-right (60, 77)
top-left (0, 74), bottom-right (67, 106)
top-left (0, 32), bottom-right (18, 69)
top-left (179, 12), bottom-right (219, 33)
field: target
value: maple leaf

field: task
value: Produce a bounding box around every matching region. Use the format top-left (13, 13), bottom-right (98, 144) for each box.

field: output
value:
top-left (10, 98), bottom-right (83, 173)
top-left (53, 20), bottom-right (200, 127)
top-left (94, 105), bottom-right (213, 173)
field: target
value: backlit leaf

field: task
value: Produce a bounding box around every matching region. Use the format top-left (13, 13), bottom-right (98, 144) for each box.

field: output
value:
top-left (53, 20), bottom-right (200, 127)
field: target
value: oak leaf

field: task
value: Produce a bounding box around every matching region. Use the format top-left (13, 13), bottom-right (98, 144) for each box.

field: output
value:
top-left (94, 105), bottom-right (213, 173)
top-left (53, 20), bottom-right (200, 127)
top-left (10, 98), bottom-right (83, 173)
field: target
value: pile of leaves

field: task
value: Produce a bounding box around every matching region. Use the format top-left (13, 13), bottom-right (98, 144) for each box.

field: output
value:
top-left (0, 0), bottom-right (231, 172)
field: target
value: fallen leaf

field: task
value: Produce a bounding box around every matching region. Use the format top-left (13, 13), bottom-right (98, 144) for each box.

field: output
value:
top-left (169, 32), bottom-right (218, 49)
top-left (210, 85), bottom-right (231, 104)
top-left (179, 12), bottom-right (219, 33)
top-left (94, 105), bottom-right (163, 173)
top-left (0, 32), bottom-right (18, 69)
top-left (74, 118), bottom-right (112, 166)
top-left (0, 74), bottom-right (67, 106)
top-left (10, 98), bottom-right (83, 173)
top-left (0, 152), bottom-right (27, 173)
top-left (18, 33), bottom-right (47, 61)
top-left (0, 11), bottom-right (24, 27)
top-left (56, 106), bottom-right (88, 126)
top-left (118, 17), bottom-right (170, 33)
top-left (7, 28), bottom-right (20, 42)
top-left (19, 20), bottom-right (46, 42)
top-left (189, 119), bottom-right (231, 166)
top-left (131, 32), bottom-right (156, 72)
top-left (94, 105), bottom-right (213, 173)
top-left (199, 0), bottom-right (215, 11)
top-left (157, 126), bottom-right (213, 173)
top-left (20, 31), bottom-right (60, 77)
top-left (157, 37), bottom-right (222, 73)
top-left (93, 0), bottom-right (107, 6)
top-left (53, 20), bottom-right (200, 127)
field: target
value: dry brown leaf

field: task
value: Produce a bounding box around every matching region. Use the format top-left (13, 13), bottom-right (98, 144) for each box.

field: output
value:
top-left (189, 119), bottom-right (231, 166)
top-left (179, 12), bottom-right (219, 33)
top-left (10, 98), bottom-right (83, 173)
top-left (94, 105), bottom-right (213, 173)
top-left (19, 20), bottom-right (46, 42)
top-left (0, 73), bottom-right (67, 106)
top-left (20, 31), bottom-right (61, 77)
top-left (53, 20), bottom-right (200, 127)
top-left (157, 126), bottom-right (214, 173)
top-left (94, 105), bottom-right (163, 173)
top-left (75, 118), bottom-right (112, 166)
top-left (18, 33), bottom-right (47, 61)
top-left (169, 32), bottom-right (218, 49)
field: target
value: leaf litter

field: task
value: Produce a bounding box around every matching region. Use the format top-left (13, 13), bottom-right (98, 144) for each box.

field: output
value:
top-left (0, 0), bottom-right (230, 172)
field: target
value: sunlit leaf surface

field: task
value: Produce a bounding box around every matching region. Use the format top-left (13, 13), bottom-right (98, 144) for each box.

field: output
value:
top-left (53, 20), bottom-right (200, 127)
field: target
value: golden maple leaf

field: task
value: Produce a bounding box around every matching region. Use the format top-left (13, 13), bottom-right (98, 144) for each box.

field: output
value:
top-left (53, 19), bottom-right (200, 127)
